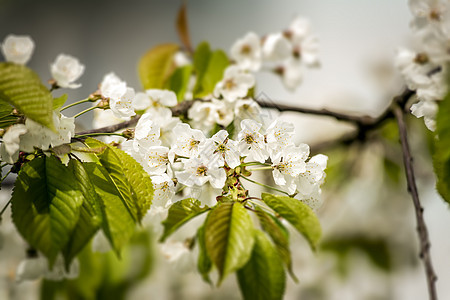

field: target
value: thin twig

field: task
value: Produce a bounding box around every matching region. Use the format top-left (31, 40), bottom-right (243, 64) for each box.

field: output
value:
top-left (393, 104), bottom-right (437, 300)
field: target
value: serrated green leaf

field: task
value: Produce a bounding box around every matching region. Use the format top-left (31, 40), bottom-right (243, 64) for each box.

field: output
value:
top-left (0, 100), bottom-right (17, 128)
top-left (434, 91), bottom-right (450, 204)
top-left (237, 230), bottom-right (286, 300)
top-left (205, 202), bottom-right (255, 284)
top-left (197, 224), bottom-right (212, 284)
top-left (53, 94), bottom-right (68, 110)
top-left (160, 198), bottom-right (209, 242)
top-left (11, 156), bottom-right (84, 266)
top-left (165, 65), bottom-right (193, 102)
top-left (0, 62), bottom-right (54, 129)
top-left (63, 160), bottom-right (103, 267)
top-left (83, 163), bottom-right (136, 256)
top-left (255, 207), bottom-right (297, 282)
top-left (261, 193), bottom-right (321, 250)
top-left (138, 43), bottom-right (179, 90)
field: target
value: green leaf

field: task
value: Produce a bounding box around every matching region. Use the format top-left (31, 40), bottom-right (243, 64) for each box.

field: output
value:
top-left (192, 44), bottom-right (229, 97)
top-left (0, 63), bottom-right (54, 130)
top-left (53, 94), bottom-right (68, 110)
top-left (255, 207), bottom-right (297, 282)
top-left (138, 43), bottom-right (179, 90)
top-left (160, 198), bottom-right (209, 242)
top-left (165, 65), bottom-right (193, 102)
top-left (0, 100), bottom-right (17, 128)
top-left (237, 230), bottom-right (286, 300)
top-left (205, 202), bottom-right (255, 284)
top-left (11, 156), bottom-right (84, 265)
top-left (63, 160), bottom-right (103, 267)
top-left (197, 224), bottom-right (212, 284)
top-left (83, 162), bottom-right (136, 256)
top-left (261, 193), bottom-right (321, 250)
top-left (434, 92), bottom-right (450, 203)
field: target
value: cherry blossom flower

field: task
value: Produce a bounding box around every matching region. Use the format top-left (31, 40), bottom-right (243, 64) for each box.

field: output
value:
top-left (134, 113), bottom-right (161, 151)
top-left (271, 144), bottom-right (309, 194)
top-left (262, 33), bottom-right (292, 61)
top-left (408, 0), bottom-right (448, 33)
top-left (211, 99), bottom-right (234, 127)
top-left (50, 54), bottom-right (85, 89)
top-left (100, 73), bottom-right (135, 118)
top-left (265, 119), bottom-right (295, 155)
top-left (133, 89), bottom-right (177, 114)
top-left (0, 124), bottom-right (27, 163)
top-left (234, 98), bottom-right (262, 123)
top-left (169, 123), bottom-right (206, 160)
top-left (214, 65), bottom-right (255, 102)
top-left (1, 34), bottom-right (34, 65)
top-left (160, 240), bottom-right (195, 272)
top-left (176, 156), bottom-right (226, 188)
top-left (230, 32), bottom-right (262, 71)
top-left (15, 256), bottom-right (47, 282)
top-left (143, 146), bottom-right (170, 175)
top-left (296, 154), bottom-right (328, 197)
top-left (201, 130), bottom-right (240, 168)
top-left (237, 119), bottom-right (268, 163)
top-left (151, 174), bottom-right (176, 207)
top-left (411, 99), bottom-right (439, 131)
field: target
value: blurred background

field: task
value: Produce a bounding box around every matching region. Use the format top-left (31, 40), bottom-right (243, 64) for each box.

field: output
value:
top-left (1, 0), bottom-right (450, 299)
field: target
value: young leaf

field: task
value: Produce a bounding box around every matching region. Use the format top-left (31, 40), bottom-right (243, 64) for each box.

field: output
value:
top-left (11, 156), bottom-right (84, 266)
top-left (255, 207), bottom-right (297, 282)
top-left (198, 49), bottom-right (229, 97)
top-left (261, 193), bottom-right (322, 250)
top-left (160, 198), bottom-right (209, 242)
top-left (0, 63), bottom-right (54, 130)
top-left (53, 94), bottom-right (68, 110)
top-left (433, 92), bottom-right (450, 203)
top-left (63, 160), bottom-right (104, 266)
top-left (83, 162), bottom-right (136, 256)
top-left (176, 2), bottom-right (192, 53)
top-left (138, 43), bottom-right (179, 90)
top-left (197, 224), bottom-right (213, 284)
top-left (192, 41), bottom-right (211, 96)
top-left (165, 65), bottom-right (194, 102)
top-left (204, 202), bottom-right (255, 285)
top-left (237, 230), bottom-right (286, 300)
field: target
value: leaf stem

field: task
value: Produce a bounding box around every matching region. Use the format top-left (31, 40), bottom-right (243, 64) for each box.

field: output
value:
top-left (248, 166), bottom-right (273, 171)
top-left (1, 168), bottom-right (12, 184)
top-left (61, 98), bottom-right (91, 112)
top-left (73, 106), bottom-right (98, 118)
top-left (240, 175), bottom-right (289, 196)
top-left (0, 199), bottom-right (11, 219)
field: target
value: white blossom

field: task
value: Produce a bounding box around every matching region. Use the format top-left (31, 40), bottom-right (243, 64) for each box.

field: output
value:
top-left (134, 113), bottom-right (161, 151)
top-left (169, 123), bottom-right (206, 160)
top-left (266, 119), bottom-right (295, 155)
top-left (151, 174), bottom-right (176, 207)
top-left (211, 99), bottom-right (234, 127)
top-left (133, 89), bottom-right (177, 113)
top-left (1, 35), bottom-right (34, 65)
top-left (271, 144), bottom-right (309, 194)
top-left (50, 54), bottom-right (85, 89)
top-left (15, 256), bottom-right (47, 282)
top-left (408, 0), bottom-right (448, 33)
top-left (176, 157), bottom-right (226, 189)
top-left (230, 32), bottom-right (262, 71)
top-left (280, 57), bottom-right (303, 91)
top-left (297, 154), bottom-right (328, 197)
top-left (143, 146), bottom-right (170, 175)
top-left (201, 130), bottom-right (240, 169)
top-left (214, 65), bottom-right (255, 102)
top-left (237, 119), bottom-right (268, 163)
top-left (411, 99), bottom-right (438, 131)
top-left (100, 73), bottom-right (135, 118)
top-left (44, 256), bottom-right (79, 281)
top-left (0, 124), bottom-right (27, 163)
top-left (188, 101), bottom-right (216, 130)
top-left (160, 240), bottom-right (194, 272)
top-left (234, 98), bottom-right (262, 123)
top-left (92, 230), bottom-right (112, 253)
top-left (262, 33), bottom-right (292, 61)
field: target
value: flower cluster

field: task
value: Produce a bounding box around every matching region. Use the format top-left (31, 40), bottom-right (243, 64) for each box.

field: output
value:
top-left (395, 0), bottom-right (450, 131)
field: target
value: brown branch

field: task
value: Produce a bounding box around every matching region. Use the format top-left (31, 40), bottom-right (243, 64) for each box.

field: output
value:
top-left (393, 104), bottom-right (437, 300)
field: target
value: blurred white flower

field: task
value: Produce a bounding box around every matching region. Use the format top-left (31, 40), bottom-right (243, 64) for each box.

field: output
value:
top-left (92, 230), bottom-right (112, 253)
top-left (211, 99), bottom-right (234, 127)
top-left (262, 33), bottom-right (292, 61)
top-left (280, 57), bottom-right (303, 91)
top-left (237, 119), bottom-right (268, 163)
top-left (395, 48), bottom-right (436, 90)
top-left (44, 256), bottom-right (79, 281)
top-left (160, 240), bottom-right (194, 272)
top-left (214, 65), bottom-right (255, 102)
top-left (188, 101), bottom-right (216, 130)
top-left (50, 54), bottom-right (85, 89)
top-left (173, 51), bottom-right (191, 67)
top-left (234, 98), bottom-right (262, 123)
top-left (408, 0), bottom-right (448, 33)
top-left (411, 99), bottom-right (438, 131)
top-left (0, 124), bottom-right (27, 163)
top-left (297, 154), bottom-right (328, 197)
top-left (230, 31), bottom-right (262, 71)
top-left (1, 34), bottom-right (34, 65)
top-left (15, 256), bottom-right (47, 282)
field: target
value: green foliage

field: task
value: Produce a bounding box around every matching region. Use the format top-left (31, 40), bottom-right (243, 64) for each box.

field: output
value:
top-left (165, 65), bottom-right (194, 102)
top-left (53, 94), bottom-right (68, 110)
top-left (255, 207), bottom-right (297, 282)
top-left (192, 42), bottom-right (229, 97)
top-left (197, 225), bottom-right (213, 284)
top-left (237, 230), bottom-right (286, 300)
top-left (138, 43), bottom-right (179, 90)
top-left (204, 202), bottom-right (255, 285)
top-left (433, 92), bottom-right (450, 204)
top-left (41, 230), bottom-right (154, 300)
top-left (160, 198), bottom-right (209, 242)
top-left (11, 156), bottom-right (84, 266)
top-left (0, 62), bottom-right (54, 130)
top-left (0, 100), bottom-right (17, 129)
top-left (261, 193), bottom-right (321, 250)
